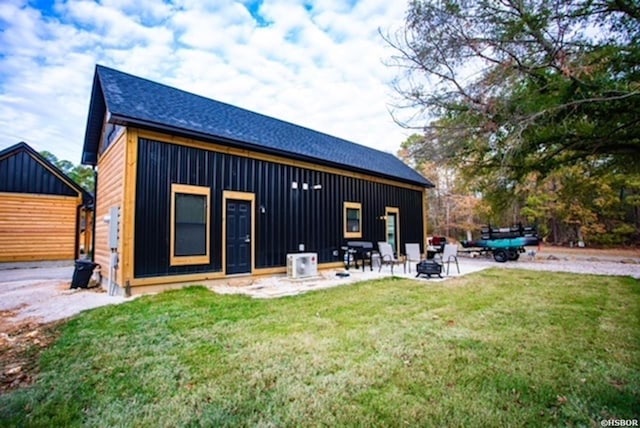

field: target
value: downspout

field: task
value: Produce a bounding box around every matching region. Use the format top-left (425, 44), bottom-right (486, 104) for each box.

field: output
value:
top-left (91, 165), bottom-right (98, 262)
top-left (74, 203), bottom-right (82, 260)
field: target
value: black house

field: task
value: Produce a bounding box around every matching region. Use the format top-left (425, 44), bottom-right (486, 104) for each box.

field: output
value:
top-left (81, 65), bottom-right (433, 293)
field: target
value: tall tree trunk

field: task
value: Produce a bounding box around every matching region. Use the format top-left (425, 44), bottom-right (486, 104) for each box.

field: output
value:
top-left (551, 217), bottom-right (560, 244)
top-left (445, 195), bottom-right (450, 238)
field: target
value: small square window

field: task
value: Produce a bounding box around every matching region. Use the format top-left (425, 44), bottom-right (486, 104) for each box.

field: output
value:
top-left (344, 202), bottom-right (362, 238)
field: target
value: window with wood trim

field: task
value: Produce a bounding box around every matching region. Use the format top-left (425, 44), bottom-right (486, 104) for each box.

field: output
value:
top-left (344, 202), bottom-right (362, 238)
top-left (170, 184), bottom-right (210, 266)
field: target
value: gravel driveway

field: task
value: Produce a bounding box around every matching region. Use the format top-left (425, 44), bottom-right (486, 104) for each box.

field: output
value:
top-left (0, 265), bottom-right (128, 323)
top-left (463, 253), bottom-right (640, 278)
top-left (1, 250), bottom-right (638, 325)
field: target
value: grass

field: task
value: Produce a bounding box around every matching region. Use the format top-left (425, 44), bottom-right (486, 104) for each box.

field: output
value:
top-left (1, 268), bottom-right (639, 427)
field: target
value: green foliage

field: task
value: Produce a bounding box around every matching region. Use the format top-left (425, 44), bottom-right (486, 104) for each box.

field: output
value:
top-left (40, 150), bottom-right (94, 192)
top-left (388, 0), bottom-right (640, 179)
top-left (511, 163), bottom-right (640, 244)
top-left (1, 274), bottom-right (639, 426)
top-left (389, 0), bottom-right (640, 244)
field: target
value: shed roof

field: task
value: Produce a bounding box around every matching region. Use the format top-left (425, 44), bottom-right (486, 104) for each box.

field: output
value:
top-left (82, 65), bottom-right (433, 187)
top-left (0, 142), bottom-right (93, 205)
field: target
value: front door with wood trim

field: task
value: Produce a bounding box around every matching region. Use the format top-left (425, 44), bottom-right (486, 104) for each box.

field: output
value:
top-left (225, 199), bottom-right (252, 274)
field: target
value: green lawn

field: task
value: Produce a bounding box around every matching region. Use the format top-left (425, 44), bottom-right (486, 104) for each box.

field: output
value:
top-left (1, 269), bottom-right (639, 427)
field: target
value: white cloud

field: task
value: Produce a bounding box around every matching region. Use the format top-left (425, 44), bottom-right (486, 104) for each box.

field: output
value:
top-left (0, 0), bottom-right (414, 164)
top-left (171, 2), bottom-right (254, 51)
top-left (60, 0), bottom-right (174, 48)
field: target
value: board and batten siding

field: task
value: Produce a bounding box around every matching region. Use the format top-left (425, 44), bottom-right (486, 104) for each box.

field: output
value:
top-left (133, 135), bottom-right (425, 279)
top-left (94, 131), bottom-right (126, 286)
top-left (0, 192), bottom-right (80, 262)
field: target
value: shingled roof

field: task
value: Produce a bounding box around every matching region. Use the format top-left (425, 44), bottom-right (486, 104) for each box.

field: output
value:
top-left (82, 65), bottom-right (433, 187)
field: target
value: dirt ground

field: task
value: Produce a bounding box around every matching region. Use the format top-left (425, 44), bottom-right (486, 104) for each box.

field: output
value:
top-left (0, 309), bottom-right (62, 393)
top-left (0, 265), bottom-right (128, 394)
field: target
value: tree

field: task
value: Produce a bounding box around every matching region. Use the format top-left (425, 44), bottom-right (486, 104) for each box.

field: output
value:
top-left (400, 130), bottom-right (640, 246)
top-left (384, 0), bottom-right (640, 181)
top-left (399, 134), bottom-right (484, 240)
top-left (40, 150), bottom-right (94, 192)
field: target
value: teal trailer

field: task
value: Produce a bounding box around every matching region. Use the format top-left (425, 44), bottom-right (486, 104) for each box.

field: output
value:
top-left (461, 225), bottom-right (539, 262)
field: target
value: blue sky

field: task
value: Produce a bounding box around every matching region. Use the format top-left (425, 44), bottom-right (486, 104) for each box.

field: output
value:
top-left (0, 0), bottom-right (412, 164)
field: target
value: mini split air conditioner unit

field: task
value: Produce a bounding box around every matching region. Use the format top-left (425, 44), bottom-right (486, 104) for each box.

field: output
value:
top-left (286, 252), bottom-right (318, 279)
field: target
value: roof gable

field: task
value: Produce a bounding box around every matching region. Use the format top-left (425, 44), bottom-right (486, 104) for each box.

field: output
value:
top-left (82, 65), bottom-right (433, 187)
top-left (0, 142), bottom-right (92, 203)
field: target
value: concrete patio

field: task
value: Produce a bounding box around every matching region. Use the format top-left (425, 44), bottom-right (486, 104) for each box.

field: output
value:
top-left (208, 258), bottom-right (485, 299)
top-left (206, 249), bottom-right (640, 299)
top-left (2, 249), bottom-right (637, 324)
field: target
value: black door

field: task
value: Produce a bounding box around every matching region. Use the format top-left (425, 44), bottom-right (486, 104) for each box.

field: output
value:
top-left (226, 199), bottom-right (252, 274)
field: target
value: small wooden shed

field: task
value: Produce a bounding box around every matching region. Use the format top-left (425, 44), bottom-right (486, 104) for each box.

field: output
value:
top-left (81, 65), bottom-right (433, 293)
top-left (0, 142), bottom-right (93, 262)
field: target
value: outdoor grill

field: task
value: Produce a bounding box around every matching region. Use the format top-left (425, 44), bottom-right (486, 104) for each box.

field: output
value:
top-left (341, 241), bottom-right (378, 271)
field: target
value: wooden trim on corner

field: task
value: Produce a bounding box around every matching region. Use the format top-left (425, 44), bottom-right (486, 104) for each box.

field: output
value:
top-left (222, 190), bottom-right (256, 276)
top-left (122, 129), bottom-right (138, 284)
top-left (134, 128), bottom-right (426, 192)
top-left (422, 189), bottom-right (429, 253)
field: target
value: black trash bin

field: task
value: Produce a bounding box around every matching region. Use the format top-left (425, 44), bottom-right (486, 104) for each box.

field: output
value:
top-left (71, 260), bottom-right (97, 289)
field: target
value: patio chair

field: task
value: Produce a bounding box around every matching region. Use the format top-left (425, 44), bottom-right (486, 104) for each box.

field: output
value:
top-left (442, 244), bottom-right (460, 275)
top-left (404, 243), bottom-right (422, 273)
top-left (378, 242), bottom-right (404, 274)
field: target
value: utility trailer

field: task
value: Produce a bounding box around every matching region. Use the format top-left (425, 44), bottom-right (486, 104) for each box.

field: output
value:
top-left (461, 224), bottom-right (539, 263)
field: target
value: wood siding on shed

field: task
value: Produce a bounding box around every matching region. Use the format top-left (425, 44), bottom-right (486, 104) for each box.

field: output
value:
top-left (94, 131), bottom-right (126, 286)
top-left (0, 192), bottom-right (80, 261)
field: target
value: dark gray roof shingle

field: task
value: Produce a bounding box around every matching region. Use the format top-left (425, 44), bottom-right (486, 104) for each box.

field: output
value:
top-left (82, 65), bottom-right (432, 187)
